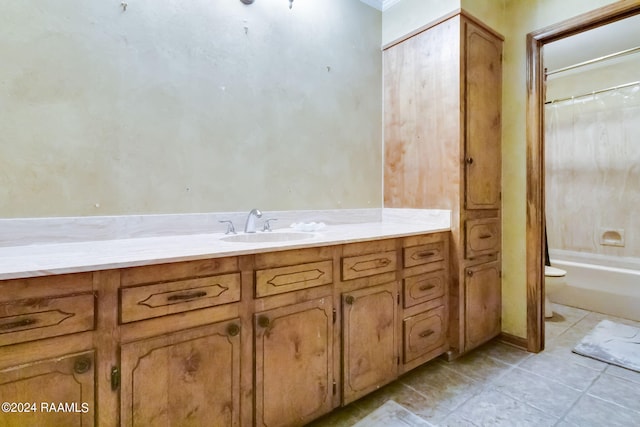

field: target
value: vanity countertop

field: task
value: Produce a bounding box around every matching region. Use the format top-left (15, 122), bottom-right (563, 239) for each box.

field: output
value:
top-left (0, 209), bottom-right (450, 280)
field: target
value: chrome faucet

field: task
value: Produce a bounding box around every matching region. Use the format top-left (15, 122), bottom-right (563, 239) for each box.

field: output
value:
top-left (244, 208), bottom-right (263, 233)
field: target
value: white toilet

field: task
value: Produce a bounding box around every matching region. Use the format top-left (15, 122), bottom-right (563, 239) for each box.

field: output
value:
top-left (545, 265), bottom-right (567, 318)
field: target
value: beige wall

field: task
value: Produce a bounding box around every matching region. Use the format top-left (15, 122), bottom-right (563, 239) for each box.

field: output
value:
top-left (0, 0), bottom-right (382, 217)
top-left (382, 0), bottom-right (461, 45)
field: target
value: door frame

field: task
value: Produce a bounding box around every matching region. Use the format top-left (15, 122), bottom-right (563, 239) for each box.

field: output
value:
top-left (525, 0), bottom-right (640, 352)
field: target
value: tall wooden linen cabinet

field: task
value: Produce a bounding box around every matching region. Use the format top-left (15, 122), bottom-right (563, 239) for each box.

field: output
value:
top-left (384, 11), bottom-right (503, 357)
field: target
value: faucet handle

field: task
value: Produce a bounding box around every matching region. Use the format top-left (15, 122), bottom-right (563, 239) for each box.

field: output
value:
top-left (262, 218), bottom-right (278, 232)
top-left (219, 220), bottom-right (236, 235)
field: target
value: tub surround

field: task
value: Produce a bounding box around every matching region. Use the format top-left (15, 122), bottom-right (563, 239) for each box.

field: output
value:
top-left (0, 208), bottom-right (450, 280)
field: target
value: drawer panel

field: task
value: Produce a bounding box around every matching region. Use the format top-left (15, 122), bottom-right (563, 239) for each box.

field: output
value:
top-left (404, 241), bottom-right (445, 268)
top-left (342, 251), bottom-right (397, 281)
top-left (465, 218), bottom-right (500, 258)
top-left (403, 270), bottom-right (446, 308)
top-left (255, 261), bottom-right (333, 298)
top-left (403, 305), bottom-right (446, 364)
top-left (0, 293), bottom-right (96, 346)
top-left (120, 273), bottom-right (241, 323)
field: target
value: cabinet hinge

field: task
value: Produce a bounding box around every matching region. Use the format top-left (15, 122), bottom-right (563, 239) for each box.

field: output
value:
top-left (397, 293), bottom-right (400, 305)
top-left (332, 308), bottom-right (336, 324)
top-left (111, 366), bottom-right (120, 391)
top-left (333, 381), bottom-right (337, 395)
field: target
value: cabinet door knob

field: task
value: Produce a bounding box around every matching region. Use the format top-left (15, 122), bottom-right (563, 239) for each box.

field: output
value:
top-left (466, 157), bottom-right (474, 164)
top-left (467, 270), bottom-right (474, 277)
top-left (345, 295), bottom-right (355, 305)
top-left (73, 356), bottom-right (92, 374)
top-left (227, 323), bottom-right (240, 337)
top-left (257, 316), bottom-right (270, 328)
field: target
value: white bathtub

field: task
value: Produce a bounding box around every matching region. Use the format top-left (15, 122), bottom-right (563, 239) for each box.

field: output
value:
top-left (548, 249), bottom-right (640, 322)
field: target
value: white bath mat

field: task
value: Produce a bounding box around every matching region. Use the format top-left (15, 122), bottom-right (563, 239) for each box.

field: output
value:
top-left (352, 400), bottom-right (431, 427)
top-left (573, 319), bottom-right (640, 373)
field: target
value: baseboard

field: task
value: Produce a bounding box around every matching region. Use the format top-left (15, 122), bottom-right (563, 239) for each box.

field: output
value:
top-left (498, 332), bottom-right (528, 351)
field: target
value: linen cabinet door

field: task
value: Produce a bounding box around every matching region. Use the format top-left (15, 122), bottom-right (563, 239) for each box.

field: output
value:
top-left (0, 350), bottom-right (95, 427)
top-left (464, 20), bottom-right (502, 210)
top-left (342, 282), bottom-right (398, 405)
top-left (120, 320), bottom-right (241, 427)
top-left (254, 297), bottom-right (334, 427)
top-left (464, 261), bottom-right (501, 350)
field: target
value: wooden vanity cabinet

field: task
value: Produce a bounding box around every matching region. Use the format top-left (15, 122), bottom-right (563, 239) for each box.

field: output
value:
top-left (0, 273), bottom-right (98, 427)
top-left (253, 247), bottom-right (335, 427)
top-left (339, 240), bottom-right (399, 405)
top-left (254, 298), bottom-right (333, 427)
top-left (341, 282), bottom-right (398, 405)
top-left (400, 233), bottom-right (449, 373)
top-left (384, 11), bottom-right (503, 356)
top-left (0, 231), bottom-right (450, 426)
top-left (120, 320), bottom-right (241, 427)
top-left (118, 257), bottom-right (243, 427)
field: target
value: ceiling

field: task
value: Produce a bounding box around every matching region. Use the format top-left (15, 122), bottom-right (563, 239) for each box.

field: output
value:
top-left (543, 14), bottom-right (640, 72)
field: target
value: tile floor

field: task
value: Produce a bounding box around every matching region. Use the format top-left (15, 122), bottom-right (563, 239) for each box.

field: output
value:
top-left (309, 304), bottom-right (640, 426)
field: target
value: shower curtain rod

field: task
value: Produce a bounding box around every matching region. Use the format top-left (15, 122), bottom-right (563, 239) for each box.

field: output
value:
top-left (544, 80), bottom-right (640, 104)
top-left (545, 45), bottom-right (640, 77)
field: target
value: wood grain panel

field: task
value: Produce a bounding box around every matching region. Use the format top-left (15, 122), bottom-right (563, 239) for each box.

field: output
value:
top-left (0, 350), bottom-right (95, 426)
top-left (255, 260), bottom-right (332, 298)
top-left (403, 305), bottom-right (446, 363)
top-left (465, 217), bottom-right (500, 258)
top-left (403, 270), bottom-right (446, 308)
top-left (342, 251), bottom-right (397, 281)
top-left (384, 16), bottom-right (462, 210)
top-left (464, 21), bottom-right (502, 210)
top-left (120, 257), bottom-right (239, 287)
top-left (120, 321), bottom-right (241, 427)
top-left (254, 298), bottom-right (333, 427)
top-left (342, 282), bottom-right (397, 405)
top-left (403, 241), bottom-right (445, 267)
top-left (0, 293), bottom-right (95, 346)
top-left (465, 261), bottom-right (501, 350)
top-left (120, 273), bottom-right (240, 323)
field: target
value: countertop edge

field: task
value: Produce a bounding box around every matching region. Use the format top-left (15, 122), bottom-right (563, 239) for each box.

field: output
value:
top-left (0, 224), bottom-right (451, 281)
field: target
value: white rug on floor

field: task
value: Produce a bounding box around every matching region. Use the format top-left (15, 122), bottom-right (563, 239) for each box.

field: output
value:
top-left (573, 319), bottom-right (640, 373)
top-left (352, 400), bottom-right (430, 427)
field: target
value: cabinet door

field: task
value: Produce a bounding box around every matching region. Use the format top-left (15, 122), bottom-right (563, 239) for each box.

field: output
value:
top-left (465, 261), bottom-right (501, 350)
top-left (342, 282), bottom-right (398, 405)
top-left (464, 21), bottom-right (502, 210)
top-left (0, 350), bottom-right (95, 427)
top-left (120, 320), bottom-right (241, 427)
top-left (254, 297), bottom-right (333, 427)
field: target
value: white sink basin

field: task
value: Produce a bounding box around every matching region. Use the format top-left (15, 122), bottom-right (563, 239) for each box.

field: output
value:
top-left (220, 232), bottom-right (315, 243)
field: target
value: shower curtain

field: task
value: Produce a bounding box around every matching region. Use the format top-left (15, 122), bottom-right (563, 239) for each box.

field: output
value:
top-left (545, 83), bottom-right (640, 260)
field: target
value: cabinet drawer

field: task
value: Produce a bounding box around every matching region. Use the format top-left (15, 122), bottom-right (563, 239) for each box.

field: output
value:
top-left (255, 261), bottom-right (333, 298)
top-left (465, 218), bottom-right (500, 258)
top-left (404, 241), bottom-right (445, 267)
top-left (0, 293), bottom-right (96, 346)
top-left (403, 305), bottom-right (446, 364)
top-left (342, 251), bottom-right (397, 281)
top-left (403, 270), bottom-right (446, 308)
top-left (120, 273), bottom-right (241, 323)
